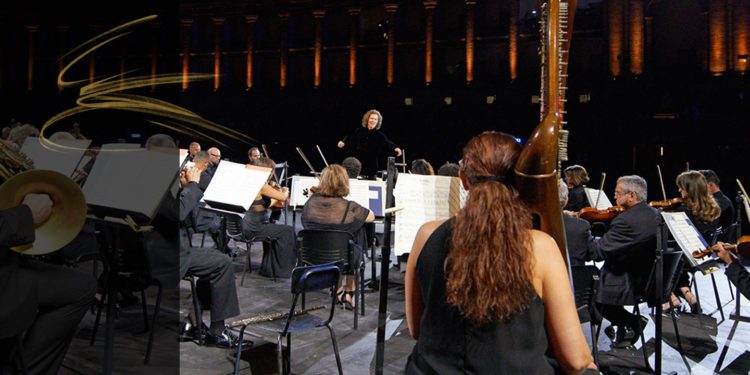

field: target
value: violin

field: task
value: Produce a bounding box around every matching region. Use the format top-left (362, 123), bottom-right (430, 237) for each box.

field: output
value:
top-left (302, 185), bottom-right (317, 197)
top-left (578, 206), bottom-right (625, 222)
top-left (648, 197), bottom-right (684, 211)
top-left (692, 236), bottom-right (750, 259)
top-left (268, 181), bottom-right (289, 209)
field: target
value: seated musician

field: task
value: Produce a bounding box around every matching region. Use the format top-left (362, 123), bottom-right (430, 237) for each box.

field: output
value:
top-left (0, 194), bottom-right (96, 374)
top-left (341, 157), bottom-right (362, 180)
top-left (146, 134), bottom-right (241, 348)
top-left (410, 159), bottom-right (434, 175)
top-left (301, 164), bottom-right (375, 309)
top-left (558, 180), bottom-right (596, 266)
top-left (241, 157), bottom-right (297, 278)
top-left (563, 165), bottom-right (590, 212)
top-left (186, 151), bottom-right (226, 253)
top-left (668, 171), bottom-right (721, 313)
top-left (700, 169), bottom-right (735, 241)
top-left (585, 175), bottom-right (659, 347)
top-left (206, 147), bottom-right (221, 177)
top-left (715, 242), bottom-right (750, 300)
top-left (405, 132), bottom-right (596, 374)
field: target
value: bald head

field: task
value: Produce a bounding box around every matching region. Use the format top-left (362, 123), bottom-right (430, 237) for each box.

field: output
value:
top-left (207, 147), bottom-right (221, 166)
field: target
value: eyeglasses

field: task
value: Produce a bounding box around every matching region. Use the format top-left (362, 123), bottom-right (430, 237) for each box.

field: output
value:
top-left (210, 153), bottom-right (220, 157)
top-left (613, 190), bottom-right (631, 197)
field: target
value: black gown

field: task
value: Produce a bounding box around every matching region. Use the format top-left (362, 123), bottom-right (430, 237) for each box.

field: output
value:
top-left (405, 220), bottom-right (553, 375)
top-left (242, 195), bottom-right (297, 278)
top-left (343, 127), bottom-right (398, 178)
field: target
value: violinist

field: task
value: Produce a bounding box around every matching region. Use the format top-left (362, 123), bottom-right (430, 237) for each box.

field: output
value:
top-left (585, 175), bottom-right (659, 348)
top-left (241, 157), bottom-right (297, 278)
top-left (558, 180), bottom-right (596, 266)
top-left (563, 165), bottom-right (590, 212)
top-left (700, 169), bottom-right (735, 240)
top-left (248, 147), bottom-right (261, 165)
top-left (301, 165), bottom-right (375, 309)
top-left (336, 109), bottom-right (402, 179)
top-left (668, 171), bottom-right (721, 314)
top-left (715, 242), bottom-right (750, 301)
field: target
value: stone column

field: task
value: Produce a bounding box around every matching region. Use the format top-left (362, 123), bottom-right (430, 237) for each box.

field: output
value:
top-left (314, 10), bottom-right (326, 87)
top-left (424, 1), bottom-right (437, 85)
top-left (245, 15), bottom-right (257, 89)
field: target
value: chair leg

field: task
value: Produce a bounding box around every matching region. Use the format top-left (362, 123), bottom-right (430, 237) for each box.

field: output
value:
top-left (286, 333), bottom-right (291, 375)
top-left (728, 275), bottom-right (736, 302)
top-left (234, 326), bottom-right (248, 375)
top-left (277, 335), bottom-right (285, 375)
top-left (241, 248), bottom-right (251, 286)
top-left (669, 300), bottom-right (691, 373)
top-left (327, 325), bottom-right (344, 375)
top-left (189, 277), bottom-right (203, 345)
top-left (635, 308), bottom-right (650, 370)
top-left (144, 284), bottom-right (162, 364)
top-left (302, 292), bottom-right (306, 311)
top-left (200, 233), bottom-right (206, 247)
top-left (360, 266), bottom-right (366, 316)
top-left (90, 283), bottom-right (109, 345)
top-left (140, 289), bottom-right (149, 332)
top-left (711, 273), bottom-right (725, 320)
top-left (589, 321), bottom-right (600, 369)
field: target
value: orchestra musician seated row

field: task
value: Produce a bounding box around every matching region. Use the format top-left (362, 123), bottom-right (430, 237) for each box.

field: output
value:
top-left (563, 165), bottom-right (590, 212)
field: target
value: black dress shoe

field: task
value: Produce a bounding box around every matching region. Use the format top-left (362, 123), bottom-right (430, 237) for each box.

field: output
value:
top-left (179, 321), bottom-right (209, 342)
top-left (604, 325), bottom-right (617, 341)
top-left (204, 329), bottom-right (241, 348)
top-left (629, 316), bottom-right (649, 346)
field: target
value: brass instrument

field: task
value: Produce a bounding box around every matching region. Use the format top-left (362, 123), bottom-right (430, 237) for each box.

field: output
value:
top-left (0, 139), bottom-right (87, 255)
top-left (515, 0), bottom-right (576, 267)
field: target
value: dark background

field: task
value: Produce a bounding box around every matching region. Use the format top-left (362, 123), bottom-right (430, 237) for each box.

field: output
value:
top-left (0, 0), bottom-right (748, 204)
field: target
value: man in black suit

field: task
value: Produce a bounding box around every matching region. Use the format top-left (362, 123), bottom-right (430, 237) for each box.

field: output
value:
top-left (206, 147), bottom-right (221, 177)
top-left (0, 194), bottom-right (96, 374)
top-left (559, 180), bottom-right (596, 266)
top-left (144, 134), bottom-right (241, 348)
top-left (700, 169), bottom-right (735, 241)
top-left (587, 175), bottom-right (659, 347)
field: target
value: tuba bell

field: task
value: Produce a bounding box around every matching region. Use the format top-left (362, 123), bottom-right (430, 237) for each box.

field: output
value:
top-left (0, 139), bottom-right (87, 255)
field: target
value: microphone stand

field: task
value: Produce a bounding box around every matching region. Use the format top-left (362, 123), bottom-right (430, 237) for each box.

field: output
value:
top-left (375, 157), bottom-right (395, 375)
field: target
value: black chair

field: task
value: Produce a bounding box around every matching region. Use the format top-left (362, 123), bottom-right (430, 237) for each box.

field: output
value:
top-left (90, 227), bottom-right (163, 365)
top-left (571, 265), bottom-right (602, 368)
top-left (231, 263), bottom-right (344, 375)
top-left (686, 227), bottom-right (726, 319)
top-left (297, 229), bottom-right (365, 329)
top-left (224, 215), bottom-right (280, 284)
top-left (182, 275), bottom-right (205, 345)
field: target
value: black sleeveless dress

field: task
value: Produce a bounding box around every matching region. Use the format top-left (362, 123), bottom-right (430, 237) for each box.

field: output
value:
top-left (406, 220), bottom-right (554, 375)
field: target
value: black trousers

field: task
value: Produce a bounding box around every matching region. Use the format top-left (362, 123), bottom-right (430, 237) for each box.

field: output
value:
top-left (598, 303), bottom-right (638, 329)
top-left (243, 220), bottom-right (296, 279)
top-left (10, 259), bottom-right (96, 375)
top-left (183, 247), bottom-right (240, 323)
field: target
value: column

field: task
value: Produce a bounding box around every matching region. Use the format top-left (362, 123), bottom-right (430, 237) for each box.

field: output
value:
top-left (314, 10), bottom-right (325, 87)
top-left (181, 18), bottom-right (192, 90)
top-left (348, 8), bottom-right (360, 87)
top-left (733, 0), bottom-right (749, 73)
top-left (608, 0), bottom-right (624, 76)
top-left (509, 0), bottom-right (519, 80)
top-left (245, 15), bottom-right (258, 89)
top-left (385, 4), bottom-right (399, 86)
top-left (709, 0), bottom-right (727, 75)
top-left (280, 13), bottom-right (290, 88)
top-left (465, 1), bottom-right (476, 83)
top-left (629, 0), bottom-right (644, 75)
top-left (27, 25), bottom-right (38, 91)
top-left (424, 1), bottom-right (437, 85)
top-left (213, 17), bottom-right (224, 90)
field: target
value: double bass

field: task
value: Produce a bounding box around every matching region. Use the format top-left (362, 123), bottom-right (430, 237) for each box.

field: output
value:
top-left (515, 0), bottom-right (576, 268)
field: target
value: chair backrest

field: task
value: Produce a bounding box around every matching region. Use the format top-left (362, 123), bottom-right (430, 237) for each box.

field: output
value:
top-left (644, 251), bottom-right (684, 305)
top-left (282, 263), bottom-right (341, 334)
top-left (297, 230), bottom-right (354, 268)
top-left (225, 215), bottom-right (244, 238)
top-left (571, 265), bottom-right (600, 323)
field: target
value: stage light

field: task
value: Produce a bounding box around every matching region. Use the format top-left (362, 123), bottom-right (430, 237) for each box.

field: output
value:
top-left (404, 97), bottom-right (413, 106)
top-left (444, 97), bottom-right (452, 105)
top-left (531, 95), bottom-right (540, 104)
top-left (486, 95), bottom-right (496, 104)
top-left (579, 94), bottom-right (591, 103)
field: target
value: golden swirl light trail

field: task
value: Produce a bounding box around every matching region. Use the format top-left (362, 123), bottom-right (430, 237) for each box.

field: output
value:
top-left (40, 14), bottom-right (255, 154)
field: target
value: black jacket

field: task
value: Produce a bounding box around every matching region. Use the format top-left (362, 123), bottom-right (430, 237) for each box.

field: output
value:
top-left (564, 185), bottom-right (589, 212)
top-left (0, 206), bottom-right (39, 337)
top-left (591, 202), bottom-right (660, 305)
top-left (563, 214), bottom-right (596, 266)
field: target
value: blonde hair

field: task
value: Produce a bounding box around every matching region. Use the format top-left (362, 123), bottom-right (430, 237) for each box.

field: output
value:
top-left (317, 164), bottom-right (350, 197)
top-left (564, 164), bottom-right (589, 187)
top-left (676, 171), bottom-right (721, 223)
top-left (361, 109), bottom-right (382, 130)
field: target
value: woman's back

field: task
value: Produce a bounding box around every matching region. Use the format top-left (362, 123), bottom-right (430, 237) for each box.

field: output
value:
top-left (406, 220), bottom-right (553, 375)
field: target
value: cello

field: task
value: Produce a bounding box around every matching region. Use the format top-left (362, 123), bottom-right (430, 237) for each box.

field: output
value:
top-left (515, 0), bottom-right (576, 268)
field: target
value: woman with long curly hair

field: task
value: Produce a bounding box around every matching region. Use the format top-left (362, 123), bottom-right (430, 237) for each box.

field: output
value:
top-left (404, 131), bottom-right (596, 374)
top-left (667, 170), bottom-right (721, 313)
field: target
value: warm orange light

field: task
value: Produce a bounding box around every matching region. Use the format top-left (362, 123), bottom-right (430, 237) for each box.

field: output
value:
top-left (280, 14), bottom-right (290, 88)
top-left (465, 1), bottom-right (476, 83)
top-left (608, 0), bottom-right (623, 76)
top-left (709, 0), bottom-right (726, 75)
top-left (213, 18), bottom-right (223, 91)
top-left (27, 25), bottom-right (38, 91)
top-left (181, 19), bottom-right (192, 90)
top-left (314, 10), bottom-right (325, 88)
top-left (735, 1), bottom-right (749, 73)
top-left (630, 0), bottom-right (644, 75)
top-left (509, 0), bottom-right (518, 80)
top-left (349, 9), bottom-right (360, 87)
top-left (245, 16), bottom-right (257, 89)
top-left (424, 1), bottom-right (437, 85)
top-left (385, 4), bottom-right (398, 86)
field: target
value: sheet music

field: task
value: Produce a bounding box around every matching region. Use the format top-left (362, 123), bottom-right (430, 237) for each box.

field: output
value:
top-left (21, 137), bottom-right (91, 177)
top-left (83, 144), bottom-right (177, 222)
top-left (179, 149), bottom-right (188, 167)
top-left (661, 212), bottom-right (714, 269)
top-left (393, 174), bottom-right (465, 256)
top-left (289, 175), bottom-right (385, 215)
top-left (201, 161), bottom-right (271, 213)
top-left (584, 188), bottom-right (614, 210)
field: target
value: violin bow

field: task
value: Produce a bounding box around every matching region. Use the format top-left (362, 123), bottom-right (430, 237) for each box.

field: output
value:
top-left (594, 172), bottom-right (605, 209)
top-left (296, 147), bottom-right (318, 175)
top-left (737, 179), bottom-right (750, 225)
top-left (656, 165), bottom-right (667, 201)
top-left (315, 145), bottom-right (329, 167)
top-left (261, 144), bottom-right (281, 185)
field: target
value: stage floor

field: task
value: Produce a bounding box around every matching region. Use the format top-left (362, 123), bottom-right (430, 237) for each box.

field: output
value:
top-left (61, 232), bottom-right (750, 375)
